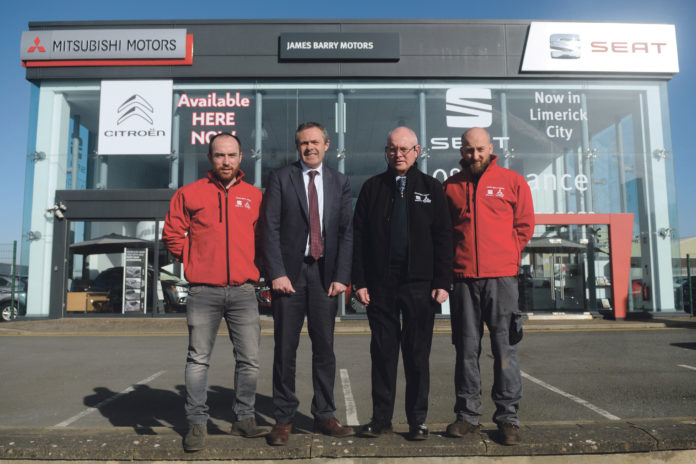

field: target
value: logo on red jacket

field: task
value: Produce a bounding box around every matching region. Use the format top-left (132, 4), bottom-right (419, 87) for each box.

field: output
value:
top-left (235, 196), bottom-right (252, 209)
top-left (486, 186), bottom-right (505, 198)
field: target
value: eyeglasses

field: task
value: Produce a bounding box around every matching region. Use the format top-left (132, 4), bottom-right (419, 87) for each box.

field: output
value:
top-left (385, 145), bottom-right (417, 156)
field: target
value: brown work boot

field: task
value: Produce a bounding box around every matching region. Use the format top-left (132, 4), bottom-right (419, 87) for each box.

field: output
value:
top-left (445, 418), bottom-right (479, 438)
top-left (499, 422), bottom-right (521, 445)
top-left (313, 417), bottom-right (355, 437)
top-left (267, 423), bottom-right (292, 446)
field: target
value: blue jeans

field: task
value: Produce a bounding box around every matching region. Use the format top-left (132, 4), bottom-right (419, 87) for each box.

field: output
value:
top-left (185, 283), bottom-right (261, 425)
top-left (451, 277), bottom-right (523, 426)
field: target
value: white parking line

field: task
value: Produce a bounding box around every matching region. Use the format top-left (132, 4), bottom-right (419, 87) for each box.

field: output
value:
top-left (678, 364), bottom-right (696, 371)
top-left (53, 370), bottom-right (166, 428)
top-left (339, 368), bottom-right (359, 426)
top-left (520, 370), bottom-right (620, 421)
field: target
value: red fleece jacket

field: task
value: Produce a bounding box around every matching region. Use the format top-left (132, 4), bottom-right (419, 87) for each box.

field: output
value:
top-left (162, 170), bottom-right (261, 286)
top-left (443, 155), bottom-right (535, 279)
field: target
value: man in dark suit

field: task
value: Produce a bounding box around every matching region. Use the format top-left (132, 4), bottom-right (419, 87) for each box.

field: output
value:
top-left (260, 121), bottom-right (354, 446)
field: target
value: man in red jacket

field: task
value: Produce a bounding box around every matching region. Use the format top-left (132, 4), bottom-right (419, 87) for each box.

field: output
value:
top-left (163, 133), bottom-right (269, 452)
top-left (443, 127), bottom-right (534, 446)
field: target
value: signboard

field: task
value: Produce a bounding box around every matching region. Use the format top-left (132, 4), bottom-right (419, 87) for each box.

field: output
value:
top-left (123, 248), bottom-right (148, 313)
top-left (21, 29), bottom-right (187, 61)
top-left (98, 80), bottom-right (173, 155)
top-left (175, 91), bottom-right (254, 152)
top-left (279, 33), bottom-right (400, 61)
top-left (521, 22), bottom-right (679, 73)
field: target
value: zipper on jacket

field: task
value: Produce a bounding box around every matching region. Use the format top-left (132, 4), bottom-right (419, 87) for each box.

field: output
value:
top-left (217, 192), bottom-right (222, 223)
top-left (466, 183), bottom-right (471, 213)
top-left (224, 190), bottom-right (230, 286)
top-left (472, 180), bottom-right (479, 277)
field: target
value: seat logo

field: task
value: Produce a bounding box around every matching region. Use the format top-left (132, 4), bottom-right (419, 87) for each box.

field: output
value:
top-left (117, 94), bottom-right (154, 125)
top-left (550, 34), bottom-right (581, 59)
top-left (445, 88), bottom-right (492, 128)
top-left (27, 37), bottom-right (46, 53)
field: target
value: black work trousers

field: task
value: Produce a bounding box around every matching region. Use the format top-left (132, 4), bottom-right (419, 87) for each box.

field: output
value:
top-left (366, 269), bottom-right (438, 426)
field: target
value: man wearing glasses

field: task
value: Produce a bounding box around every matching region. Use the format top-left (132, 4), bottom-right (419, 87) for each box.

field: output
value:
top-left (352, 126), bottom-right (452, 441)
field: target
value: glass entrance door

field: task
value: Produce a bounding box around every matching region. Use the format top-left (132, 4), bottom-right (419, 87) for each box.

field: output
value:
top-left (525, 251), bottom-right (586, 312)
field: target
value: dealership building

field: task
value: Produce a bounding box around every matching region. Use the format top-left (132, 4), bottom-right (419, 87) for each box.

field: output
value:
top-left (18, 19), bottom-right (681, 319)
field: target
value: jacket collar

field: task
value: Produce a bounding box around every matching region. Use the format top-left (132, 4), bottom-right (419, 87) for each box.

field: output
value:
top-left (206, 169), bottom-right (245, 190)
top-left (386, 162), bottom-right (419, 180)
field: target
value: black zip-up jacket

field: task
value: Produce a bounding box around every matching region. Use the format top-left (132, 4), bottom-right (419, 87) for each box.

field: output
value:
top-left (352, 165), bottom-right (453, 291)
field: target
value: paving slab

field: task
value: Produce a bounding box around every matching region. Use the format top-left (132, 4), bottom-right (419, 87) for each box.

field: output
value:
top-left (628, 418), bottom-right (696, 451)
top-left (1, 419), bottom-right (695, 461)
top-left (0, 315), bottom-right (694, 337)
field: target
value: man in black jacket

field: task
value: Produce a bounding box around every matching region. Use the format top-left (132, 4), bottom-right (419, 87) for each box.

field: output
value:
top-left (352, 126), bottom-right (452, 441)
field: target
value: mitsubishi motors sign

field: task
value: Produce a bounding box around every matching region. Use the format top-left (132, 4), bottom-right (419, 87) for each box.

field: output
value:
top-left (20, 29), bottom-right (192, 67)
top-left (521, 22), bottom-right (679, 73)
top-left (98, 80), bottom-right (173, 155)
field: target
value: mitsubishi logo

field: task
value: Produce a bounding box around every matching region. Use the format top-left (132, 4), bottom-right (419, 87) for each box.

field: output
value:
top-left (27, 37), bottom-right (46, 53)
top-left (117, 94), bottom-right (154, 125)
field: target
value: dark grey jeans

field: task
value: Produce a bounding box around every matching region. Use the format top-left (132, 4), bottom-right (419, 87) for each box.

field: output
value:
top-left (451, 276), bottom-right (522, 426)
top-left (184, 283), bottom-right (261, 425)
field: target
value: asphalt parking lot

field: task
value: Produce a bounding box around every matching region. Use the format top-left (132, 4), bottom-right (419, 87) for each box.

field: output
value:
top-left (0, 316), bottom-right (695, 461)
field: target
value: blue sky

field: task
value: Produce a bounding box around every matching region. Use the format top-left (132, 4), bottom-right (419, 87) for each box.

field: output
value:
top-left (2, 0), bottom-right (695, 250)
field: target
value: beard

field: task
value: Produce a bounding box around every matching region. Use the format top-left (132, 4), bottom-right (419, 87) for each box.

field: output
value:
top-left (463, 156), bottom-right (491, 177)
top-left (211, 165), bottom-right (238, 184)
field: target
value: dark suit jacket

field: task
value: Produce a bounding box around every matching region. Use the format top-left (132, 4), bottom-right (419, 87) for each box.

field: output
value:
top-left (260, 161), bottom-right (353, 291)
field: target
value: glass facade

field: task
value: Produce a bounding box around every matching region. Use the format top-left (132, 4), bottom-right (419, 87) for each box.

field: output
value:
top-left (22, 79), bottom-right (680, 317)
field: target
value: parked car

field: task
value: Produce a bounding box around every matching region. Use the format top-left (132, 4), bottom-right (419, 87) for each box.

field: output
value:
top-left (0, 289), bottom-right (26, 321)
top-left (89, 267), bottom-right (188, 313)
top-left (0, 276), bottom-right (27, 321)
top-left (0, 274), bottom-right (27, 293)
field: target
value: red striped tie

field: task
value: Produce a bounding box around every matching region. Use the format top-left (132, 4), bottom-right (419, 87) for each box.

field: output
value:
top-left (308, 170), bottom-right (322, 260)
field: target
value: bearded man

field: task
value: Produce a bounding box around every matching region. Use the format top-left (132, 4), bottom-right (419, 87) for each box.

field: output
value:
top-left (443, 127), bottom-right (534, 446)
top-left (163, 133), bottom-right (269, 452)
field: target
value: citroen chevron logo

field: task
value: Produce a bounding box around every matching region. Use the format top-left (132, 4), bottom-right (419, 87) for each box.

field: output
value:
top-left (550, 34), bottom-right (581, 59)
top-left (117, 94), bottom-right (154, 125)
top-left (27, 37), bottom-right (46, 53)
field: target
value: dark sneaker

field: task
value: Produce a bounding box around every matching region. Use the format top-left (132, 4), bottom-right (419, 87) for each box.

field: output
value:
top-left (183, 423), bottom-right (206, 452)
top-left (499, 422), bottom-right (521, 445)
top-left (314, 417), bottom-right (355, 437)
top-left (231, 417), bottom-right (271, 438)
top-left (359, 420), bottom-right (393, 438)
top-left (407, 423), bottom-right (429, 441)
top-left (445, 418), bottom-right (479, 438)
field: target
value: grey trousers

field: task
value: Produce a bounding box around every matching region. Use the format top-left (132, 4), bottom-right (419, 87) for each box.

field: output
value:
top-left (185, 283), bottom-right (261, 425)
top-left (450, 276), bottom-right (522, 426)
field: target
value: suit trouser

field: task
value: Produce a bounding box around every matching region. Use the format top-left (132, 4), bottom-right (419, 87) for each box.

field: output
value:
top-left (450, 276), bottom-right (522, 426)
top-left (272, 258), bottom-right (338, 424)
top-left (367, 273), bottom-right (437, 426)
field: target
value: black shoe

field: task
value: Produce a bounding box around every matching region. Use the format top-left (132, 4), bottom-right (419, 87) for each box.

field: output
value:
top-left (498, 422), bottom-right (521, 445)
top-left (445, 418), bottom-right (479, 438)
top-left (407, 423), bottom-right (429, 441)
top-left (183, 423), bottom-right (206, 452)
top-left (359, 420), bottom-right (393, 438)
